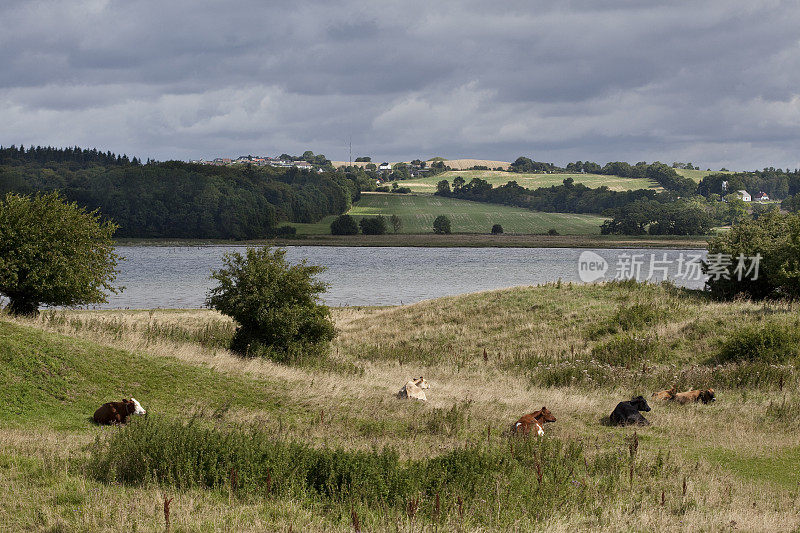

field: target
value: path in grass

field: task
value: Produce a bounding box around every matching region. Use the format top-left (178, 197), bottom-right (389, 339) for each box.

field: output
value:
top-left (401, 170), bottom-right (659, 193)
top-left (292, 193), bottom-right (606, 235)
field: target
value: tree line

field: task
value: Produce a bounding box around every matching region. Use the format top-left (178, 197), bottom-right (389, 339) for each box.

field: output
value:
top-left (0, 146), bottom-right (360, 239)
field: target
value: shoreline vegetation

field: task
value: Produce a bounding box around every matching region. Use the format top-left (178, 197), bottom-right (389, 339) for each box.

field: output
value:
top-left (114, 233), bottom-right (710, 249)
top-left (2, 282), bottom-right (800, 530)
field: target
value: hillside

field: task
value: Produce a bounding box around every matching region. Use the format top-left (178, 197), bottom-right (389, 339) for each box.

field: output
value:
top-left (2, 283), bottom-right (800, 530)
top-left (291, 192), bottom-right (607, 234)
top-left (402, 169), bottom-right (659, 193)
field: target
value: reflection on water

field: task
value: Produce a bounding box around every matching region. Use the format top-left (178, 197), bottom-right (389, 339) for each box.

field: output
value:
top-left (92, 246), bottom-right (708, 309)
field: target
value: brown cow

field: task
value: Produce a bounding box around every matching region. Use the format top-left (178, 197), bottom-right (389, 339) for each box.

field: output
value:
top-left (512, 407), bottom-right (556, 437)
top-left (651, 387), bottom-right (677, 401)
top-left (93, 398), bottom-right (146, 425)
top-left (674, 389), bottom-right (715, 405)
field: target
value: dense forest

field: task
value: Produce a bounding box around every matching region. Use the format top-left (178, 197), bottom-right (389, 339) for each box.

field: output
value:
top-left (0, 146), bottom-right (360, 239)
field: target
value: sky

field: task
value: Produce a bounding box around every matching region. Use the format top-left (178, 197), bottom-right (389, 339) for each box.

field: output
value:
top-left (2, 0), bottom-right (800, 170)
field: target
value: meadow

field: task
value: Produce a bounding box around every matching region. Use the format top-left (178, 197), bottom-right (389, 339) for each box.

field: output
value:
top-left (400, 170), bottom-right (659, 193)
top-left (1, 281), bottom-right (800, 531)
top-left (292, 193), bottom-right (606, 235)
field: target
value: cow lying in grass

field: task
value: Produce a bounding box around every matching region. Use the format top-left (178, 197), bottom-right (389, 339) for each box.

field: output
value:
top-left (93, 398), bottom-right (146, 425)
top-left (651, 387), bottom-right (676, 401)
top-left (397, 377), bottom-right (430, 401)
top-left (609, 396), bottom-right (651, 426)
top-left (674, 388), bottom-right (715, 405)
top-left (512, 407), bottom-right (556, 437)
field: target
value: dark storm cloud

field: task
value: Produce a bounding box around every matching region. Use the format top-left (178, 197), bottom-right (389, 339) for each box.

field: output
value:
top-left (1, 0), bottom-right (800, 169)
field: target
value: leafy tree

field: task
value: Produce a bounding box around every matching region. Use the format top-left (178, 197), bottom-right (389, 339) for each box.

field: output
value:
top-left (433, 215), bottom-right (451, 234)
top-left (452, 176), bottom-right (465, 192)
top-left (436, 180), bottom-right (451, 196)
top-left (206, 247), bottom-right (335, 363)
top-left (0, 192), bottom-right (120, 315)
top-left (330, 214), bottom-right (359, 235)
top-left (359, 216), bottom-right (388, 235)
top-left (783, 193), bottom-right (800, 213)
top-left (705, 211), bottom-right (800, 300)
top-left (491, 224), bottom-right (503, 234)
top-left (365, 163), bottom-right (377, 170)
top-left (390, 214), bottom-right (402, 233)
top-left (354, 156), bottom-right (371, 162)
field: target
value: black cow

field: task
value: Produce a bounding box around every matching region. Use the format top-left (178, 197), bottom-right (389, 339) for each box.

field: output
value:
top-left (609, 396), bottom-right (651, 426)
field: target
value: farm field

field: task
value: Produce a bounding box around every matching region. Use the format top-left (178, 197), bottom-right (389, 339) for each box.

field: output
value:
top-left (2, 282), bottom-right (800, 531)
top-left (295, 192), bottom-right (606, 235)
top-left (401, 170), bottom-right (659, 193)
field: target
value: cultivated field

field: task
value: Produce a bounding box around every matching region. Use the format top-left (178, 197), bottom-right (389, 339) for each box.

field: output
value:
top-left (401, 170), bottom-right (659, 193)
top-left (2, 282), bottom-right (800, 531)
top-left (326, 193), bottom-right (606, 235)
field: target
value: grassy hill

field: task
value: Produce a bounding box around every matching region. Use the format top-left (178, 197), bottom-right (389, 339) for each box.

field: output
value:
top-left (401, 169), bottom-right (659, 193)
top-left (291, 193), bottom-right (606, 235)
top-left (2, 282), bottom-right (800, 530)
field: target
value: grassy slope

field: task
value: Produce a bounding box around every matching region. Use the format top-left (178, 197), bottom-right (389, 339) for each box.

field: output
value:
top-left (3, 283), bottom-right (800, 530)
top-left (292, 193), bottom-right (606, 235)
top-left (401, 170), bottom-right (659, 193)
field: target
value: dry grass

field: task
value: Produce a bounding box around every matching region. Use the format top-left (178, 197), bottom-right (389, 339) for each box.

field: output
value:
top-left (3, 283), bottom-right (800, 530)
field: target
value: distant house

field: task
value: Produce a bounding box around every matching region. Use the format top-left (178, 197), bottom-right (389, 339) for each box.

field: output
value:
top-left (754, 192), bottom-right (770, 202)
top-left (379, 162), bottom-right (392, 171)
top-left (736, 190), bottom-right (751, 202)
top-left (293, 161), bottom-right (312, 169)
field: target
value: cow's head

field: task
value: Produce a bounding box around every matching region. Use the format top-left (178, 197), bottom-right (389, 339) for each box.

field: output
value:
top-left (129, 398), bottom-right (146, 416)
top-left (700, 389), bottom-right (716, 403)
top-left (537, 406), bottom-right (557, 423)
top-left (631, 396), bottom-right (651, 412)
top-left (414, 377), bottom-right (430, 390)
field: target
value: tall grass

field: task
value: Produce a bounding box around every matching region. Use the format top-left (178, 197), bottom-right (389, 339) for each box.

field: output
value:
top-left (87, 416), bottom-right (663, 529)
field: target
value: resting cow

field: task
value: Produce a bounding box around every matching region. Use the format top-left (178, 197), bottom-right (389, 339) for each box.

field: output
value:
top-left (651, 388), bottom-right (676, 401)
top-left (674, 389), bottom-right (715, 405)
top-left (512, 407), bottom-right (556, 437)
top-left (397, 377), bottom-right (430, 401)
top-left (93, 398), bottom-right (146, 425)
top-left (609, 396), bottom-right (651, 426)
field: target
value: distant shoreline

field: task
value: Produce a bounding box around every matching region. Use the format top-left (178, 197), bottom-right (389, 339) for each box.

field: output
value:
top-left (114, 233), bottom-right (709, 249)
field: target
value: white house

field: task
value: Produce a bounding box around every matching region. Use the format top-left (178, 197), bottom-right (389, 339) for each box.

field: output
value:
top-left (378, 162), bottom-right (392, 171)
top-left (736, 190), bottom-right (751, 202)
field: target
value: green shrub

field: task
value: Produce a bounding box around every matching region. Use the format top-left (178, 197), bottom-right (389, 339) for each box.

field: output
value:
top-left (491, 224), bottom-right (503, 234)
top-left (206, 246), bottom-right (335, 363)
top-left (359, 216), bottom-right (388, 235)
top-left (433, 215), bottom-right (451, 234)
top-left (330, 214), bottom-right (359, 235)
top-left (716, 319), bottom-right (800, 364)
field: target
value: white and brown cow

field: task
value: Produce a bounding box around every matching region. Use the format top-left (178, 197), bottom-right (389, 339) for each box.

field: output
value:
top-left (93, 398), bottom-right (146, 425)
top-left (397, 377), bottom-right (430, 401)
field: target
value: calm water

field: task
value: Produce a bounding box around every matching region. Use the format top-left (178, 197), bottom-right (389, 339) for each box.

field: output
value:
top-left (91, 246), bottom-right (708, 309)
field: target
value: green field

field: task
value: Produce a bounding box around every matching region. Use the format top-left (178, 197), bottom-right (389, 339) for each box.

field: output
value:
top-left (292, 193), bottom-right (606, 235)
top-left (401, 170), bottom-right (659, 193)
top-left (3, 283), bottom-right (800, 531)
top-left (675, 168), bottom-right (731, 182)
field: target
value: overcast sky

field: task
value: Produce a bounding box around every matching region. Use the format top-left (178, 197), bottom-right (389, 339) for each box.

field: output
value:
top-left (2, 1), bottom-right (799, 170)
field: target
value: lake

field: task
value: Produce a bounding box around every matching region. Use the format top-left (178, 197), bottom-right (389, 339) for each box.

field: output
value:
top-left (91, 246), bottom-right (709, 309)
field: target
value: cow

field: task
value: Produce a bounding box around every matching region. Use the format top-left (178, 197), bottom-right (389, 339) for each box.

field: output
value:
top-left (674, 389), bottom-right (715, 405)
top-left (512, 407), bottom-right (557, 437)
top-left (609, 396), bottom-right (651, 426)
top-left (93, 398), bottom-right (146, 425)
top-left (651, 387), bottom-right (676, 401)
top-left (397, 377), bottom-right (430, 401)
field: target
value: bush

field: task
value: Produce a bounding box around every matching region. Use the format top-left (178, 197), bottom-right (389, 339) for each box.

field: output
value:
top-left (491, 224), bottom-right (503, 234)
top-left (205, 246), bottom-right (335, 363)
top-left (330, 214), bottom-right (359, 235)
top-left (433, 215), bottom-right (451, 234)
top-left (717, 319), bottom-right (800, 364)
top-left (547, 228), bottom-right (559, 236)
top-left (705, 211), bottom-right (800, 299)
top-left (0, 192), bottom-right (120, 315)
top-left (359, 216), bottom-right (388, 235)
